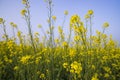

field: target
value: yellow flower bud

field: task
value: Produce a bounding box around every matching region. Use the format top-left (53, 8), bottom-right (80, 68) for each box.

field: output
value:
top-left (20, 9), bottom-right (27, 16)
top-left (38, 24), bottom-right (42, 28)
top-left (0, 18), bottom-right (4, 24)
top-left (88, 10), bottom-right (94, 15)
top-left (62, 41), bottom-right (68, 47)
top-left (22, 0), bottom-right (27, 4)
top-left (10, 22), bottom-right (17, 28)
top-left (103, 22), bottom-right (109, 28)
top-left (13, 24), bottom-right (17, 28)
top-left (47, 19), bottom-right (50, 23)
top-left (85, 14), bottom-right (90, 19)
top-left (40, 73), bottom-right (45, 79)
top-left (10, 22), bottom-right (14, 26)
top-left (14, 66), bottom-right (19, 71)
top-left (52, 16), bottom-right (56, 21)
top-left (64, 10), bottom-right (68, 15)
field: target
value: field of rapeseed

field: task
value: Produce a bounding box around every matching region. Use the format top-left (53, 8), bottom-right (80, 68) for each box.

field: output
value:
top-left (0, 0), bottom-right (120, 80)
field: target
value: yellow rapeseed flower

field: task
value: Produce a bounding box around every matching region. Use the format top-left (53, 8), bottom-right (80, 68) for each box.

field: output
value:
top-left (96, 30), bottom-right (101, 35)
top-left (8, 59), bottom-right (13, 63)
top-left (74, 35), bottom-right (80, 41)
top-left (17, 31), bottom-right (22, 37)
top-left (10, 22), bottom-right (17, 28)
top-left (21, 9), bottom-right (27, 16)
top-left (70, 69), bottom-right (74, 73)
top-left (104, 73), bottom-right (109, 78)
top-left (40, 73), bottom-right (45, 79)
top-left (45, 59), bottom-right (50, 63)
top-left (103, 66), bottom-right (111, 73)
top-left (92, 65), bottom-right (96, 70)
top-left (13, 24), bottom-right (17, 28)
top-left (52, 16), bottom-right (56, 21)
top-left (103, 22), bottom-right (109, 28)
top-left (70, 14), bottom-right (80, 24)
top-left (91, 73), bottom-right (99, 80)
top-left (62, 41), bottom-right (68, 47)
top-left (88, 10), bottom-right (94, 15)
top-left (34, 32), bottom-right (39, 35)
top-left (64, 10), bottom-right (68, 15)
top-left (58, 26), bottom-right (63, 34)
top-left (35, 57), bottom-right (41, 64)
top-left (69, 48), bottom-right (76, 58)
top-left (38, 24), bottom-right (42, 28)
top-left (22, 0), bottom-right (27, 4)
top-left (85, 14), bottom-right (90, 19)
top-left (37, 71), bottom-right (40, 75)
top-left (70, 61), bottom-right (82, 74)
top-left (91, 77), bottom-right (99, 80)
top-left (20, 55), bottom-right (31, 64)
top-left (14, 66), bottom-right (19, 71)
top-left (54, 38), bottom-right (59, 43)
top-left (0, 18), bottom-right (4, 24)
top-left (10, 22), bottom-right (14, 26)
top-left (63, 62), bottom-right (68, 68)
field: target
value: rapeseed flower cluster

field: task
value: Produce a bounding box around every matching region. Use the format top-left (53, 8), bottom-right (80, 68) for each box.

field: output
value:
top-left (10, 22), bottom-right (17, 28)
top-left (91, 73), bottom-right (99, 80)
top-left (70, 61), bottom-right (82, 74)
top-left (20, 55), bottom-right (32, 64)
top-left (70, 14), bottom-right (81, 25)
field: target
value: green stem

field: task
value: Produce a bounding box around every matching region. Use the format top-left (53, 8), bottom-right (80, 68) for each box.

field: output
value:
top-left (25, 1), bottom-right (36, 53)
top-left (68, 27), bottom-right (72, 44)
top-left (90, 16), bottom-right (92, 47)
top-left (13, 27), bottom-right (15, 39)
top-left (48, 0), bottom-right (53, 48)
top-left (3, 22), bottom-right (8, 41)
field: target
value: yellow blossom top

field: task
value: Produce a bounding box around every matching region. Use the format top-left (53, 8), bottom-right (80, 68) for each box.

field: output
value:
top-left (88, 10), bottom-right (94, 15)
top-left (52, 16), bottom-right (57, 21)
top-left (38, 24), bottom-right (42, 28)
top-left (21, 9), bottom-right (27, 16)
top-left (70, 14), bottom-right (81, 24)
top-left (10, 22), bottom-right (17, 28)
top-left (103, 22), bottom-right (109, 28)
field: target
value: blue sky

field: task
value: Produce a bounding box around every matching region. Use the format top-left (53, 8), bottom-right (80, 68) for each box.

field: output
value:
top-left (0, 0), bottom-right (120, 43)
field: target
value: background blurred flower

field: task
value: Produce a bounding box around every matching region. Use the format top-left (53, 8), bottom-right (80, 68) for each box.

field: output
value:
top-left (22, 0), bottom-right (27, 4)
top-left (103, 22), bottom-right (109, 28)
top-left (64, 10), bottom-right (68, 15)
top-left (88, 10), bottom-right (94, 15)
top-left (85, 14), bottom-right (90, 19)
top-left (52, 16), bottom-right (56, 21)
top-left (0, 18), bottom-right (4, 24)
top-left (20, 9), bottom-right (27, 16)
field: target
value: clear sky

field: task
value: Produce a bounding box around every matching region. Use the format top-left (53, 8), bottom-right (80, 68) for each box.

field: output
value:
top-left (0, 0), bottom-right (120, 43)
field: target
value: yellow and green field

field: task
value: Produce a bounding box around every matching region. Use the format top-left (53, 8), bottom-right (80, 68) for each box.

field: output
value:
top-left (0, 0), bottom-right (120, 80)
